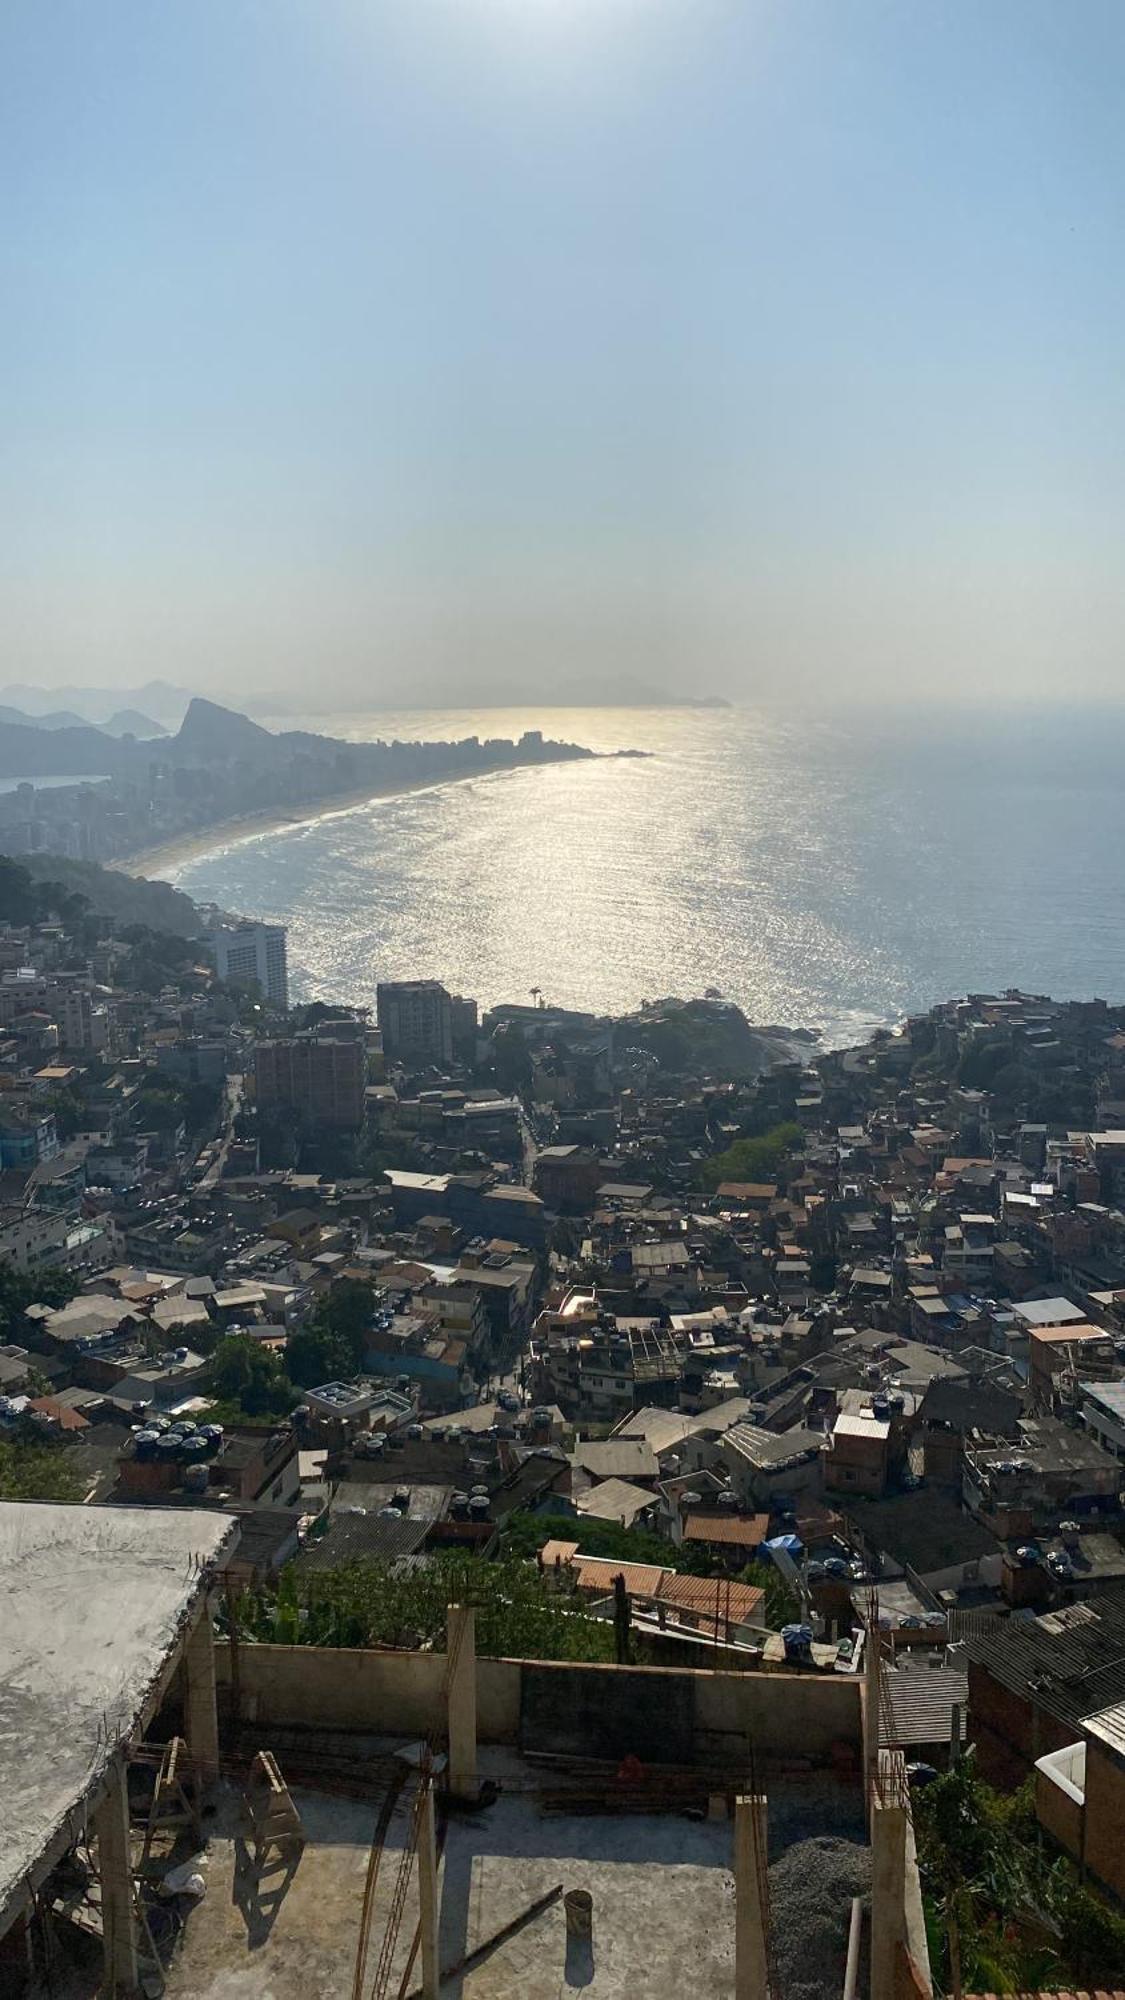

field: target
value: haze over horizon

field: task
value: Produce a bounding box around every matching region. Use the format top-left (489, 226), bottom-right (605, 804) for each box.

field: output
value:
top-left (5, 1), bottom-right (1125, 710)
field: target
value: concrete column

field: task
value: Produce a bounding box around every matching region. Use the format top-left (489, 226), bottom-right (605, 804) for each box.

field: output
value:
top-left (416, 1779), bottom-right (441, 2000)
top-left (95, 1758), bottom-right (138, 1995)
top-left (870, 1784), bottom-right (907, 2000)
top-left (184, 1602), bottom-right (220, 1786)
top-left (863, 1621), bottom-right (883, 1820)
top-left (734, 1794), bottom-right (770, 2000)
top-left (446, 1603), bottom-right (477, 1801)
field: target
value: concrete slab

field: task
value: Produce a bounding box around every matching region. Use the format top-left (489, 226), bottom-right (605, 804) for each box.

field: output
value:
top-left (0, 1501), bottom-right (236, 1931)
top-left (164, 1754), bottom-right (867, 2000)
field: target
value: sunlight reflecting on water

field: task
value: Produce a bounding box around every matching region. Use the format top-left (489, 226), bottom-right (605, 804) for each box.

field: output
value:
top-left (169, 704), bottom-right (1125, 1046)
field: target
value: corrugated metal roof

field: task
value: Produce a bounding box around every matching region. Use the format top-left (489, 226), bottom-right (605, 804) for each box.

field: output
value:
top-left (965, 1588), bottom-right (1125, 1731)
top-left (880, 1666), bottom-right (969, 1747)
top-left (1082, 1698), bottom-right (1125, 1758)
top-left (684, 1511), bottom-right (770, 1548)
top-left (572, 1555), bottom-right (667, 1598)
top-left (657, 1574), bottom-right (765, 1625)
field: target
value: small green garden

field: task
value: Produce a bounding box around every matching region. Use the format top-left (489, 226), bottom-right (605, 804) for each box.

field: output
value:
top-left (226, 1553), bottom-right (617, 1663)
top-left (915, 1752), bottom-right (1125, 1993)
top-left (500, 1510), bottom-right (799, 1625)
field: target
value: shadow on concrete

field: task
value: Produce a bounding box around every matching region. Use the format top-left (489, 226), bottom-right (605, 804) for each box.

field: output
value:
top-left (231, 1834), bottom-right (303, 1949)
top-left (564, 1933), bottom-right (595, 1988)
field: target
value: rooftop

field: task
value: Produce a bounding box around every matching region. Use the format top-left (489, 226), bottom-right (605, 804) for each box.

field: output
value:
top-left (163, 1756), bottom-right (867, 2000)
top-left (1012, 1297), bottom-right (1088, 1328)
top-left (0, 1502), bottom-right (235, 1930)
top-left (965, 1591), bottom-right (1125, 1731)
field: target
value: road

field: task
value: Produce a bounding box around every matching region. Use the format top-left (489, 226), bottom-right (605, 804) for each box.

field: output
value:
top-left (198, 1074), bottom-right (244, 1188)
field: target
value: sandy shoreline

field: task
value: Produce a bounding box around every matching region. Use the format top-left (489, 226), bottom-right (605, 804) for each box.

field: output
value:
top-left (112, 761), bottom-right (542, 881)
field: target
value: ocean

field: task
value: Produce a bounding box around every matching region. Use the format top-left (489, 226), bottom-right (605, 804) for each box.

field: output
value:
top-left (162, 703), bottom-right (1125, 1050)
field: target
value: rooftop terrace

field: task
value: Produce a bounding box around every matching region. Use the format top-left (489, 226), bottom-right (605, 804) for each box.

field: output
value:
top-left (163, 1749), bottom-right (868, 2000)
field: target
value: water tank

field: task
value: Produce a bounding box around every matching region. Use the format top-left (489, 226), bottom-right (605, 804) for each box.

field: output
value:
top-left (469, 1494), bottom-right (491, 1518)
top-left (471, 1483), bottom-right (489, 1498)
top-left (451, 1492), bottom-right (470, 1519)
top-left (183, 1463), bottom-right (209, 1494)
top-left (156, 1435), bottom-right (181, 1460)
top-left (133, 1429), bottom-right (159, 1461)
top-left (174, 1346), bottom-right (190, 1363)
top-left (406, 1423), bottom-right (423, 1440)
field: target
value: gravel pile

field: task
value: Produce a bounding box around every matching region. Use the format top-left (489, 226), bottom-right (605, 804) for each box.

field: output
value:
top-left (769, 1834), bottom-right (871, 2000)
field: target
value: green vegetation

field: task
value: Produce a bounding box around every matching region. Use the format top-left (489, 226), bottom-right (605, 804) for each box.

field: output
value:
top-left (0, 852), bottom-right (203, 936)
top-left (623, 996), bottom-right (792, 1080)
top-left (729, 1558), bottom-right (799, 1627)
top-left (230, 1554), bottom-right (616, 1663)
top-left (117, 923), bottom-right (208, 997)
top-left (501, 1509), bottom-right (673, 1568)
top-left (204, 1333), bottom-right (298, 1419)
top-left (699, 1119), bottom-right (802, 1193)
top-left (0, 1437), bottom-right (85, 1502)
top-left (0, 1260), bottom-right (78, 1338)
top-left (916, 1752), bottom-right (1125, 1993)
top-left (499, 1514), bottom-right (798, 1624)
top-left (285, 1278), bottom-right (376, 1389)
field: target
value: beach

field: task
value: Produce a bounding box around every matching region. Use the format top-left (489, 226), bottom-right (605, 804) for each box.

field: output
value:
top-left (113, 764), bottom-right (526, 881)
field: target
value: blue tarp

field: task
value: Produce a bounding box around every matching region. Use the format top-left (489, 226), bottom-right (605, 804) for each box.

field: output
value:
top-left (764, 1533), bottom-right (804, 1559)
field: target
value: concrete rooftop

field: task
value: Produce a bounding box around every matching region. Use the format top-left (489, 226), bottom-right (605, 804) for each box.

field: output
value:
top-left (0, 1501), bottom-right (236, 1931)
top-left (164, 1750), bottom-right (867, 2000)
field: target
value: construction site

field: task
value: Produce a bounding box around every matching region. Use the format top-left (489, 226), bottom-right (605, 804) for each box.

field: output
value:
top-left (0, 1503), bottom-right (931, 2000)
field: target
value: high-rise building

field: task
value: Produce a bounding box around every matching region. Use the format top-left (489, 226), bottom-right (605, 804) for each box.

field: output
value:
top-left (211, 922), bottom-right (288, 1008)
top-left (253, 1032), bottom-right (365, 1128)
top-left (376, 979), bottom-right (454, 1066)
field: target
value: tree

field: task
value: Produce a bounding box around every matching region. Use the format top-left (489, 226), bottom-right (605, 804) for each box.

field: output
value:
top-left (0, 1260), bottom-right (78, 1340)
top-left (0, 1439), bottom-right (84, 1502)
top-left (286, 1323), bottom-right (359, 1389)
top-left (286, 1278), bottom-right (376, 1388)
top-left (133, 1086), bottom-right (186, 1133)
top-left (737, 1559), bottom-right (799, 1628)
top-left (323, 1278), bottom-right (376, 1346)
top-left (206, 1333), bottom-right (294, 1417)
top-left (699, 1120), bottom-right (802, 1194)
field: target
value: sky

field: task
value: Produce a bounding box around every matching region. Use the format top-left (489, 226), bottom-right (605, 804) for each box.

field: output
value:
top-left (3, 0), bottom-right (1125, 710)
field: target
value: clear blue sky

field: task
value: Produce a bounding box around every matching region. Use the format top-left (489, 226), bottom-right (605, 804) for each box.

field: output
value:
top-left (3, 0), bottom-right (1125, 706)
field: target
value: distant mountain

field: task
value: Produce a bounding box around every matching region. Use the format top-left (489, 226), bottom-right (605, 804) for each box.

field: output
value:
top-left (0, 703), bottom-right (88, 731)
top-left (101, 709), bottom-right (169, 739)
top-left (0, 716), bottom-right (133, 777)
top-left (174, 696), bottom-right (282, 760)
top-left (0, 680), bottom-right (194, 730)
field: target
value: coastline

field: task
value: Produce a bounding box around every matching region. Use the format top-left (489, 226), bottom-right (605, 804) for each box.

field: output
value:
top-left (113, 760), bottom-right (550, 881)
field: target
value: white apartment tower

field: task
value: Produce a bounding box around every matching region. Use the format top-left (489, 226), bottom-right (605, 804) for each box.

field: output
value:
top-left (211, 921), bottom-right (289, 1008)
